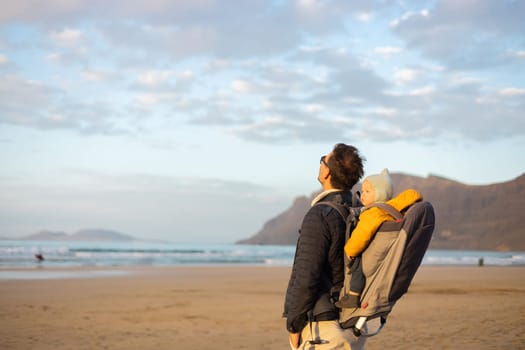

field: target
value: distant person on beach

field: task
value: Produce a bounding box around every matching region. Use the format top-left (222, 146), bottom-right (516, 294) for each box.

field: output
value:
top-left (335, 169), bottom-right (421, 309)
top-left (283, 143), bottom-right (367, 350)
top-left (35, 253), bottom-right (44, 262)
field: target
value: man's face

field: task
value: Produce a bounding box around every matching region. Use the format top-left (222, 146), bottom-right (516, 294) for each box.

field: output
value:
top-left (317, 152), bottom-right (332, 186)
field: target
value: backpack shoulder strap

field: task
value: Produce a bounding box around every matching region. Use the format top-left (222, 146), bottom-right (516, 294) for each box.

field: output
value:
top-left (365, 202), bottom-right (403, 221)
top-left (314, 201), bottom-right (349, 221)
top-left (352, 191), bottom-right (361, 207)
top-left (314, 201), bottom-right (362, 243)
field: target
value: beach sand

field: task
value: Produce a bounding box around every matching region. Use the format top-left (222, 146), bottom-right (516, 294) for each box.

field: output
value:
top-left (1, 266), bottom-right (524, 350)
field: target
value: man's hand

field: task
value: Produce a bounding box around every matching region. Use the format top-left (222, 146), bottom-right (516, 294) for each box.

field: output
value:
top-left (289, 332), bottom-right (301, 349)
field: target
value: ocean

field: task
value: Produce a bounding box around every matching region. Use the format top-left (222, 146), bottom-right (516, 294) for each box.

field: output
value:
top-left (0, 240), bottom-right (524, 280)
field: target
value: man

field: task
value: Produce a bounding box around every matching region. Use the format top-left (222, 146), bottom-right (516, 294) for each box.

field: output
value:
top-left (283, 143), bottom-right (366, 349)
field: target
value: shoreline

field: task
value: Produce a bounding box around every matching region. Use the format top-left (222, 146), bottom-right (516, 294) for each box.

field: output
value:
top-left (2, 263), bottom-right (525, 281)
top-left (1, 266), bottom-right (524, 349)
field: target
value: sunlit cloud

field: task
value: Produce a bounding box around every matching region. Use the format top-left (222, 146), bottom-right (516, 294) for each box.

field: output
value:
top-left (394, 68), bottom-right (419, 84)
top-left (135, 94), bottom-right (160, 106)
top-left (136, 70), bottom-right (173, 88)
top-left (0, 54), bottom-right (9, 65)
top-left (356, 12), bottom-right (373, 22)
top-left (49, 28), bottom-right (84, 46)
top-left (499, 88), bottom-right (525, 96)
top-left (374, 46), bottom-right (402, 56)
top-left (231, 79), bottom-right (254, 93)
top-left (409, 86), bottom-right (435, 96)
top-left (390, 9), bottom-right (430, 27)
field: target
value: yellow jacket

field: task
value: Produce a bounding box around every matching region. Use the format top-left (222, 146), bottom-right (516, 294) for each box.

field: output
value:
top-left (344, 189), bottom-right (422, 257)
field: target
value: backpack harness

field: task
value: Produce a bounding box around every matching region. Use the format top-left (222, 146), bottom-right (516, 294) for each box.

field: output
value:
top-left (316, 197), bottom-right (435, 337)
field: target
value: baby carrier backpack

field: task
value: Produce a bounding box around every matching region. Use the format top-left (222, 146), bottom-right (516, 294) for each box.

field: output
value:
top-left (320, 198), bottom-right (435, 337)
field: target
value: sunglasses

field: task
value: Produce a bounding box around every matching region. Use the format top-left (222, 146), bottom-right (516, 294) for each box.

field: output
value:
top-left (320, 155), bottom-right (328, 167)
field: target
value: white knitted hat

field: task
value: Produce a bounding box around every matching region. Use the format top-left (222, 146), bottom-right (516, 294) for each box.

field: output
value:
top-left (364, 168), bottom-right (393, 202)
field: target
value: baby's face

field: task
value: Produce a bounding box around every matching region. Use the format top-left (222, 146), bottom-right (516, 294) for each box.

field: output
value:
top-left (360, 180), bottom-right (375, 206)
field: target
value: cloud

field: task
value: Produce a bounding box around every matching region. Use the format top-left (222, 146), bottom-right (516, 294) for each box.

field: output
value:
top-left (231, 116), bottom-right (350, 143)
top-left (1, 0), bottom-right (523, 146)
top-left (231, 79), bottom-right (255, 94)
top-left (49, 28), bottom-right (84, 46)
top-left (135, 94), bottom-right (160, 107)
top-left (0, 53), bottom-right (16, 72)
top-left (374, 46), bottom-right (402, 56)
top-left (394, 68), bottom-right (420, 84)
top-left (81, 68), bottom-right (117, 83)
top-left (499, 88), bottom-right (525, 97)
top-left (391, 0), bottom-right (525, 70)
top-left (0, 74), bottom-right (126, 135)
top-left (1, 1), bottom-right (388, 60)
top-left (135, 69), bottom-right (174, 89)
top-left (0, 75), bottom-right (55, 126)
top-left (356, 12), bottom-right (373, 22)
top-left (409, 86), bottom-right (435, 96)
top-left (0, 54), bottom-right (9, 64)
top-left (515, 50), bottom-right (525, 59)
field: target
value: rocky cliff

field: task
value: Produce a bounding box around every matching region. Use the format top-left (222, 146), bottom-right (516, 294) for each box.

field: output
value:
top-left (237, 173), bottom-right (525, 251)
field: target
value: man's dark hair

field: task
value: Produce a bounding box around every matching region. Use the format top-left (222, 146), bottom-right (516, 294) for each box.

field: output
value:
top-left (328, 143), bottom-right (365, 190)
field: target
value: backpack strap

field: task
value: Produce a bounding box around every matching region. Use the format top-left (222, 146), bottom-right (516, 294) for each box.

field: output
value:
top-left (314, 201), bottom-right (362, 241)
top-left (365, 202), bottom-right (403, 221)
top-left (314, 200), bottom-right (361, 301)
top-left (352, 191), bottom-right (361, 207)
top-left (315, 201), bottom-right (349, 221)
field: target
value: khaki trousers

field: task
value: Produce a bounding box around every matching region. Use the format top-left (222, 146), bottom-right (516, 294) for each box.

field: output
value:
top-left (290, 320), bottom-right (366, 350)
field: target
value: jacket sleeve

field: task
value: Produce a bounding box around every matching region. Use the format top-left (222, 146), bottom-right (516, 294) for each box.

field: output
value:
top-left (344, 190), bottom-right (422, 258)
top-left (283, 206), bottom-right (332, 333)
top-left (344, 208), bottom-right (386, 257)
top-left (389, 189), bottom-right (422, 211)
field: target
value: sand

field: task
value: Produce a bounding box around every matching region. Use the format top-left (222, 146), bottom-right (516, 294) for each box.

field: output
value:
top-left (1, 266), bottom-right (524, 350)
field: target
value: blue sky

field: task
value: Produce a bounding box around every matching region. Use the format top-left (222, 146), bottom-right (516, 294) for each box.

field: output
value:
top-left (1, 0), bottom-right (524, 243)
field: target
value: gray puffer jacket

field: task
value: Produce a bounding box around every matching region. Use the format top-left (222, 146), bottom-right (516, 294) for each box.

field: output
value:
top-left (283, 190), bottom-right (355, 333)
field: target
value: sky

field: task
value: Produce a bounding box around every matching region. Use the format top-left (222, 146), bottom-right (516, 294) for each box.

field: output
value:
top-left (0, 0), bottom-right (524, 243)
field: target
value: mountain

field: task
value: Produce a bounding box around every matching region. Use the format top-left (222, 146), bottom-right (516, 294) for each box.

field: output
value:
top-left (23, 229), bottom-right (136, 242)
top-left (237, 173), bottom-right (525, 251)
